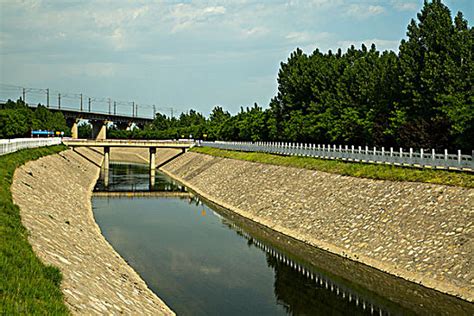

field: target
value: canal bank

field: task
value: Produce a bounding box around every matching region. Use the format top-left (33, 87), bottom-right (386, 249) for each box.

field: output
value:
top-left (11, 147), bottom-right (174, 315)
top-left (160, 151), bottom-right (474, 302)
top-left (92, 163), bottom-right (474, 315)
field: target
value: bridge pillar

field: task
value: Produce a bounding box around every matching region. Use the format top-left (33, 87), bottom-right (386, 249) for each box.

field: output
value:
top-left (149, 147), bottom-right (156, 171)
top-left (66, 118), bottom-right (81, 139)
top-left (71, 121), bottom-right (78, 139)
top-left (104, 146), bottom-right (110, 170)
top-left (91, 120), bottom-right (108, 140)
top-left (115, 121), bottom-right (133, 131)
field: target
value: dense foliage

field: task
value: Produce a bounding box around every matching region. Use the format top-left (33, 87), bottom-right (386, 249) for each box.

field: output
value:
top-left (109, 1), bottom-right (472, 151)
top-left (0, 99), bottom-right (69, 138)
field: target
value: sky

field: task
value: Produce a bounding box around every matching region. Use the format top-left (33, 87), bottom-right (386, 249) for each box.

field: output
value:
top-left (0, 0), bottom-right (472, 118)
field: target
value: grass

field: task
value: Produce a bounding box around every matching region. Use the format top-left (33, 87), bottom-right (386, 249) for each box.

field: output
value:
top-left (191, 146), bottom-right (474, 188)
top-left (0, 145), bottom-right (70, 315)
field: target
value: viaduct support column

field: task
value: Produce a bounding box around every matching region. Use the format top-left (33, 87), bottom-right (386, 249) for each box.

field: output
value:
top-left (71, 120), bottom-right (79, 139)
top-left (116, 121), bottom-right (133, 131)
top-left (91, 120), bottom-right (108, 140)
top-left (66, 118), bottom-right (80, 139)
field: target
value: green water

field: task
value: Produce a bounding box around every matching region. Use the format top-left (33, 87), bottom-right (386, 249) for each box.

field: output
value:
top-left (92, 164), bottom-right (474, 316)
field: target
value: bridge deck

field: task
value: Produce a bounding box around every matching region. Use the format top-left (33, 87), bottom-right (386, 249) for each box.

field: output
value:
top-left (64, 139), bottom-right (195, 148)
top-left (42, 107), bottom-right (154, 124)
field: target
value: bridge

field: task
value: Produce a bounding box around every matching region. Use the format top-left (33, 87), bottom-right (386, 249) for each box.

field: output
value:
top-left (1, 84), bottom-right (162, 140)
top-left (64, 139), bottom-right (195, 172)
top-left (0, 101), bottom-right (155, 140)
top-left (48, 108), bottom-right (154, 140)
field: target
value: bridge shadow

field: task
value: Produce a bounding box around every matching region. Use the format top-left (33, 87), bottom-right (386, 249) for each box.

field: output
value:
top-left (156, 150), bottom-right (185, 169)
top-left (72, 147), bottom-right (103, 168)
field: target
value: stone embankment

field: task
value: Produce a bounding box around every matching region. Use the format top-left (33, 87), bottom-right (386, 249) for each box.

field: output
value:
top-left (161, 152), bottom-right (474, 302)
top-left (12, 147), bottom-right (175, 315)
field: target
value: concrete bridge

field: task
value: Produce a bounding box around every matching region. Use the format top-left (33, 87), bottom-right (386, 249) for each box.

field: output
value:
top-left (64, 139), bottom-right (194, 173)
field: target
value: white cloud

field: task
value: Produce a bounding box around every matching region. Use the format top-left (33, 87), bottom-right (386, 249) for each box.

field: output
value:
top-left (345, 4), bottom-right (386, 19)
top-left (285, 31), bottom-right (331, 44)
top-left (169, 4), bottom-right (227, 32)
top-left (63, 63), bottom-right (119, 78)
top-left (92, 6), bottom-right (149, 29)
top-left (286, 31), bottom-right (312, 43)
top-left (391, 1), bottom-right (418, 11)
top-left (286, 0), bottom-right (343, 9)
top-left (241, 26), bottom-right (269, 38)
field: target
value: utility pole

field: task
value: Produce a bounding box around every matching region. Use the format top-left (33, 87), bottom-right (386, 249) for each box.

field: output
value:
top-left (22, 88), bottom-right (26, 104)
top-left (108, 98), bottom-right (111, 114)
top-left (46, 89), bottom-right (49, 108)
top-left (88, 97), bottom-right (91, 112)
top-left (136, 104), bottom-right (138, 117)
top-left (114, 101), bottom-right (116, 115)
top-left (171, 108), bottom-right (173, 118)
top-left (153, 105), bottom-right (156, 118)
top-left (58, 93), bottom-right (61, 109)
top-left (80, 94), bottom-right (83, 111)
top-left (132, 102), bottom-right (135, 117)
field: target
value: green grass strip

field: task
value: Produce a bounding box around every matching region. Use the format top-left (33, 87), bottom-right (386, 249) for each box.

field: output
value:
top-left (191, 146), bottom-right (474, 188)
top-left (0, 144), bottom-right (70, 315)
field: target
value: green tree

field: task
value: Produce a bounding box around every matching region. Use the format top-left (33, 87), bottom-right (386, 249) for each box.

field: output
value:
top-left (397, 0), bottom-right (472, 149)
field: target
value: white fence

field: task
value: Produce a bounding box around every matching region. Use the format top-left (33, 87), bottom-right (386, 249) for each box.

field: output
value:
top-left (198, 141), bottom-right (474, 172)
top-left (0, 138), bottom-right (62, 156)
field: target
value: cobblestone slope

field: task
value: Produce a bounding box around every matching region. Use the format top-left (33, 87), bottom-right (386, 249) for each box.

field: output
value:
top-left (12, 148), bottom-right (174, 315)
top-left (161, 152), bottom-right (474, 302)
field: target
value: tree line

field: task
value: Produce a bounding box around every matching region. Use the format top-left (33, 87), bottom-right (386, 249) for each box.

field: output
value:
top-left (110, 0), bottom-right (472, 151)
top-left (0, 100), bottom-right (69, 138)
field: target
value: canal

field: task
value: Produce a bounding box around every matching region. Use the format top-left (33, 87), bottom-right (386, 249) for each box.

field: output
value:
top-left (92, 163), bottom-right (473, 315)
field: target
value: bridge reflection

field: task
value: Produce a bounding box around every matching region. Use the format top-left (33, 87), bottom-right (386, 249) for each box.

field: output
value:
top-left (95, 163), bottom-right (187, 193)
top-left (93, 191), bottom-right (192, 199)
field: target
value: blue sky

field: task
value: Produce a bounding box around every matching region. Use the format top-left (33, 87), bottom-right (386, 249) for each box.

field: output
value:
top-left (0, 0), bottom-right (472, 117)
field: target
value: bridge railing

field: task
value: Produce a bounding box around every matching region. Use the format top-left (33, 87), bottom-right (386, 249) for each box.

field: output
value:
top-left (0, 137), bottom-right (62, 156)
top-left (198, 141), bottom-right (474, 172)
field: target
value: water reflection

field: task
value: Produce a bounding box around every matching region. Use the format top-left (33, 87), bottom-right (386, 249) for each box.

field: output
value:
top-left (93, 164), bottom-right (474, 316)
top-left (95, 163), bottom-right (186, 193)
top-left (226, 221), bottom-right (387, 316)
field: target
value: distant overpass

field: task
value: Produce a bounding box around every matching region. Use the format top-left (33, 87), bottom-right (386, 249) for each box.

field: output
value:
top-left (1, 100), bottom-right (155, 140)
top-left (45, 107), bottom-right (154, 139)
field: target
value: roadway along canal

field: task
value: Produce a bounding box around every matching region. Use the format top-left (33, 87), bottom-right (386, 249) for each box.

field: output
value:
top-left (92, 163), bottom-right (473, 315)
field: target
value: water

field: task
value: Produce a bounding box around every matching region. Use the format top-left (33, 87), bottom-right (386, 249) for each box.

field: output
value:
top-left (92, 164), bottom-right (474, 316)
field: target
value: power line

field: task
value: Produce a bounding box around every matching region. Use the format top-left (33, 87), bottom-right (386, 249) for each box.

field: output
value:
top-left (0, 83), bottom-right (177, 119)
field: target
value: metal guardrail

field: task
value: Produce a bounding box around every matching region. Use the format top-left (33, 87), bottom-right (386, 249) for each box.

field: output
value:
top-left (0, 137), bottom-right (62, 156)
top-left (198, 141), bottom-right (474, 172)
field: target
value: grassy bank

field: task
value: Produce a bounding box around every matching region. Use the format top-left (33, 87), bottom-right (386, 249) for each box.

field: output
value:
top-left (0, 145), bottom-right (69, 314)
top-left (192, 147), bottom-right (473, 188)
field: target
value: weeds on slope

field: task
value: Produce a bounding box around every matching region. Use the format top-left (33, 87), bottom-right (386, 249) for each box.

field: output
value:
top-left (0, 145), bottom-right (69, 314)
top-left (191, 147), bottom-right (473, 188)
